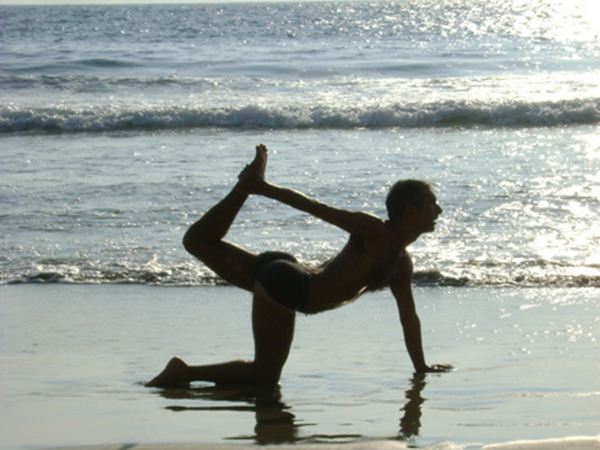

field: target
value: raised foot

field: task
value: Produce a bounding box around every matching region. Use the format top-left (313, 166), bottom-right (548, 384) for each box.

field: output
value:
top-left (145, 356), bottom-right (190, 388)
top-left (237, 144), bottom-right (268, 192)
top-left (249, 144), bottom-right (268, 177)
top-left (242, 144), bottom-right (268, 177)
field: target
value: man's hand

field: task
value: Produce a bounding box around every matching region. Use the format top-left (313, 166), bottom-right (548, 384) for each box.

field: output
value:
top-left (418, 364), bottom-right (454, 373)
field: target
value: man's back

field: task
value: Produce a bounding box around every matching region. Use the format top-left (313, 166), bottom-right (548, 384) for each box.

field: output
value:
top-left (306, 215), bottom-right (405, 313)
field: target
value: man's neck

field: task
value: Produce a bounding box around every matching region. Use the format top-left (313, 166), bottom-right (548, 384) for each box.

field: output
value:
top-left (387, 219), bottom-right (420, 248)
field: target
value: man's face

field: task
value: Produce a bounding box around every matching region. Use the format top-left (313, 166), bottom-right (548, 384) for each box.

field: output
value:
top-left (416, 189), bottom-right (443, 233)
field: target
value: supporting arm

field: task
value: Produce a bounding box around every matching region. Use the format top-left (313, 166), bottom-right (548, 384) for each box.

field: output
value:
top-left (390, 255), bottom-right (452, 373)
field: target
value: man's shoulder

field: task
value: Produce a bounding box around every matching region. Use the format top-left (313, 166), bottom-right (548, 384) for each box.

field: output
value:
top-left (347, 213), bottom-right (388, 243)
top-left (352, 211), bottom-right (387, 228)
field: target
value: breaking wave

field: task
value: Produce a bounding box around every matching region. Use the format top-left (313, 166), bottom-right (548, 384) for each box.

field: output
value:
top-left (2, 97), bottom-right (598, 134)
top-left (4, 266), bottom-right (600, 288)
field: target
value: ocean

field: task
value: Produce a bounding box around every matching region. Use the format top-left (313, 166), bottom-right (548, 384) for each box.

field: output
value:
top-left (1, 0), bottom-right (599, 288)
top-left (0, 1), bottom-right (599, 449)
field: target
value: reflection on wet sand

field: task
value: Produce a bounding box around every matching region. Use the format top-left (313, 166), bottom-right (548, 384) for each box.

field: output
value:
top-left (398, 373), bottom-right (427, 443)
top-left (153, 374), bottom-right (428, 444)
top-left (157, 384), bottom-right (300, 444)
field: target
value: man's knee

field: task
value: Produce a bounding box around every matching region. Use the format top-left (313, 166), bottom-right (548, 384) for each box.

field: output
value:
top-left (182, 234), bottom-right (200, 257)
top-left (182, 228), bottom-right (216, 259)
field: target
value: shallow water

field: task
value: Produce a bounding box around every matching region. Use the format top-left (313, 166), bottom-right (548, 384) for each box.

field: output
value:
top-left (2, 125), bottom-right (600, 288)
top-left (0, 285), bottom-right (598, 449)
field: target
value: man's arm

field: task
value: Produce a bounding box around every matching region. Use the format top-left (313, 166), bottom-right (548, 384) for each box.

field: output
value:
top-left (249, 178), bottom-right (382, 239)
top-left (236, 145), bottom-right (382, 238)
top-left (390, 255), bottom-right (452, 373)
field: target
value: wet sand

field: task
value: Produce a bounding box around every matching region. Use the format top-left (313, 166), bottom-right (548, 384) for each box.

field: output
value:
top-left (0, 285), bottom-right (598, 449)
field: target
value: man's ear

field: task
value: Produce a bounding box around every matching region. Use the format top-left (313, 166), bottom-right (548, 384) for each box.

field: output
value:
top-left (405, 203), bottom-right (419, 217)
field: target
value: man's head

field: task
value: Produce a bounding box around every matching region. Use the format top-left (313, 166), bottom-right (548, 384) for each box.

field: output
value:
top-left (386, 180), bottom-right (442, 231)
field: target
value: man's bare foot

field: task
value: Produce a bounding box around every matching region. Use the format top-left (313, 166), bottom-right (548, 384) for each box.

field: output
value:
top-left (145, 356), bottom-right (190, 388)
top-left (238, 144), bottom-right (268, 189)
top-left (250, 144), bottom-right (268, 178)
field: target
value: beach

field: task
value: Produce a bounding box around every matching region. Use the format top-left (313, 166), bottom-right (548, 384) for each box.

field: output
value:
top-left (1, 284), bottom-right (598, 449)
top-left (1, 1), bottom-right (599, 448)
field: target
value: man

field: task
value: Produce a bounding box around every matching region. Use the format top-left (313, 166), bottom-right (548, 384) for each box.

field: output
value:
top-left (147, 144), bottom-right (451, 387)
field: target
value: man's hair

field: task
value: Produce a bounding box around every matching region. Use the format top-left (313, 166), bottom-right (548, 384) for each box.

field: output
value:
top-left (386, 179), bottom-right (432, 222)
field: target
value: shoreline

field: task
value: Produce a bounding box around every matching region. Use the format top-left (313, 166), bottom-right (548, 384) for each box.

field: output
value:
top-left (41, 436), bottom-right (600, 450)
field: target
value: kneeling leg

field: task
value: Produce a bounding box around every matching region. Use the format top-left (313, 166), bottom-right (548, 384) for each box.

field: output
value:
top-left (146, 282), bottom-right (294, 387)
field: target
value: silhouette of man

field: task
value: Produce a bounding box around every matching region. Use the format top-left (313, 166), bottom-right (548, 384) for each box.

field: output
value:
top-left (147, 145), bottom-right (451, 387)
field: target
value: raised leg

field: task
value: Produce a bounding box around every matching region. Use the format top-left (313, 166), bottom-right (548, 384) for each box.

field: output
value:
top-left (182, 145), bottom-right (268, 291)
top-left (146, 145), bottom-right (296, 388)
top-left (145, 282), bottom-right (295, 387)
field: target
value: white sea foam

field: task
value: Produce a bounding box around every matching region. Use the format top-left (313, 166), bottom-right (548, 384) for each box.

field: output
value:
top-left (1, 97), bottom-right (598, 134)
top-left (226, 437), bottom-right (600, 449)
top-left (481, 436), bottom-right (600, 450)
top-left (42, 436), bottom-right (600, 449)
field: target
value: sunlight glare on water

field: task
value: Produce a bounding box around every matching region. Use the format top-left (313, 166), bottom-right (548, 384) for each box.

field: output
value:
top-left (543, 0), bottom-right (600, 42)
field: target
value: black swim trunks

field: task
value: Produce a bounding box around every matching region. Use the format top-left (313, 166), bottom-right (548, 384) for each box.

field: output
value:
top-left (254, 251), bottom-right (309, 311)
